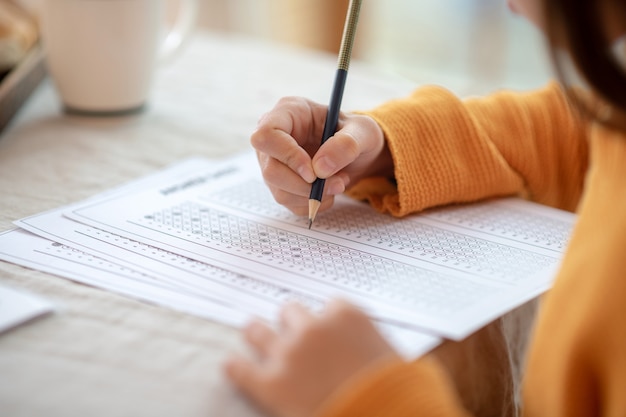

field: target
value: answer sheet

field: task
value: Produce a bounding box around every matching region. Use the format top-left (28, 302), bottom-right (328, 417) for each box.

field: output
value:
top-left (0, 229), bottom-right (439, 359)
top-left (6, 155), bottom-right (441, 358)
top-left (57, 153), bottom-right (575, 339)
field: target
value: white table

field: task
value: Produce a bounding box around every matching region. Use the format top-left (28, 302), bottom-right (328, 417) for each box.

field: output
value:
top-left (0, 30), bottom-right (418, 416)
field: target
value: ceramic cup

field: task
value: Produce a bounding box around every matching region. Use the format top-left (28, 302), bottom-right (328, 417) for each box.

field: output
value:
top-left (40, 0), bottom-right (197, 115)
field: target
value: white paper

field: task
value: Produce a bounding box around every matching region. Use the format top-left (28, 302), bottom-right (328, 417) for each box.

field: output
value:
top-left (8, 155), bottom-right (441, 358)
top-left (0, 278), bottom-right (54, 334)
top-left (57, 152), bottom-right (576, 339)
top-left (0, 229), bottom-right (440, 359)
top-left (0, 228), bottom-right (249, 328)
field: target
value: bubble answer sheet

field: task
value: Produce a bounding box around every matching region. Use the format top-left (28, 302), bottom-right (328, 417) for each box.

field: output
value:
top-left (31, 151), bottom-right (576, 341)
top-left (0, 228), bottom-right (437, 359)
top-left (5, 154), bottom-right (441, 359)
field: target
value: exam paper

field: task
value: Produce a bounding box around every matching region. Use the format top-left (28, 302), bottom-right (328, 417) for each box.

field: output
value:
top-left (60, 152), bottom-right (576, 339)
top-left (7, 155), bottom-right (441, 357)
top-left (15, 155), bottom-right (331, 323)
top-left (0, 228), bottom-right (249, 328)
top-left (0, 229), bottom-right (440, 359)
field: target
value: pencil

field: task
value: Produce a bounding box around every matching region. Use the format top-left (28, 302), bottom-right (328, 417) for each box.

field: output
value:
top-left (308, 0), bottom-right (363, 229)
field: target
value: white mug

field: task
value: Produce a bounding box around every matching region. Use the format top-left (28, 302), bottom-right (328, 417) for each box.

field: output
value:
top-left (40, 0), bottom-right (197, 115)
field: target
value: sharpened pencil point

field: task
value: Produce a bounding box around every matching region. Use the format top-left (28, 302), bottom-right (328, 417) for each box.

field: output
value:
top-left (308, 199), bottom-right (321, 229)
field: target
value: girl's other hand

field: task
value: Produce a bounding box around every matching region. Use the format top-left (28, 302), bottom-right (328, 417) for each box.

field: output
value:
top-left (224, 300), bottom-right (400, 417)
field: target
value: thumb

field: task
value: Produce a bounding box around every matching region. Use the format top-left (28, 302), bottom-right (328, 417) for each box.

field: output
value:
top-left (312, 130), bottom-right (360, 179)
top-left (312, 115), bottom-right (383, 179)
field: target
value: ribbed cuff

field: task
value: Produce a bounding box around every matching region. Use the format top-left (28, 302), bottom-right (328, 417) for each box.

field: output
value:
top-left (316, 356), bottom-right (470, 417)
top-left (359, 86), bottom-right (523, 217)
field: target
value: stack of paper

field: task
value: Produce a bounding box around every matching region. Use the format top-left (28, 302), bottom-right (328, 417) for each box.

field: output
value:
top-left (0, 152), bottom-right (576, 358)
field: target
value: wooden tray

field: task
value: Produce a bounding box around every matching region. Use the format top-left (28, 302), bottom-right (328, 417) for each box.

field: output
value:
top-left (0, 44), bottom-right (46, 135)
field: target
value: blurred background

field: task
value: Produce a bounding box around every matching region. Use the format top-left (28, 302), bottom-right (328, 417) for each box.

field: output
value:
top-left (4, 0), bottom-right (554, 96)
top-left (189, 0), bottom-right (553, 94)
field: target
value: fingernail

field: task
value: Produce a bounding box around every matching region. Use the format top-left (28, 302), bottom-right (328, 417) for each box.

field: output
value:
top-left (315, 156), bottom-right (336, 178)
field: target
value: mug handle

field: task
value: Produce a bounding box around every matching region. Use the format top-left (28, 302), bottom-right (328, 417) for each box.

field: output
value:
top-left (160, 0), bottom-right (198, 63)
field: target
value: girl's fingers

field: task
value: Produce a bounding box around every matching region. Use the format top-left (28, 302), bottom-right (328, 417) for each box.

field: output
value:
top-left (269, 189), bottom-right (336, 218)
top-left (268, 188), bottom-right (309, 216)
top-left (223, 353), bottom-right (259, 388)
top-left (261, 154), bottom-right (313, 197)
top-left (265, 164), bottom-right (344, 216)
top-left (244, 320), bottom-right (278, 359)
top-left (252, 98), bottom-right (329, 184)
top-left (279, 302), bottom-right (314, 332)
top-left (253, 128), bottom-right (316, 184)
top-left (223, 354), bottom-right (274, 412)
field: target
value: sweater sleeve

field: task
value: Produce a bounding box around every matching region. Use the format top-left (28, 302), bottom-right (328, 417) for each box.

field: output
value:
top-left (348, 82), bottom-right (589, 216)
top-left (316, 356), bottom-right (471, 417)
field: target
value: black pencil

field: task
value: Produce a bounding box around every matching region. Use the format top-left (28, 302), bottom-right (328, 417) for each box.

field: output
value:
top-left (308, 0), bottom-right (363, 229)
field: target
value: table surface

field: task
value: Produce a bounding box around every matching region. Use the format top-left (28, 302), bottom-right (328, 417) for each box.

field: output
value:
top-left (0, 30), bottom-right (421, 416)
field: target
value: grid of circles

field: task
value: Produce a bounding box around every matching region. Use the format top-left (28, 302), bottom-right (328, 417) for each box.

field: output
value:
top-left (204, 179), bottom-right (301, 222)
top-left (424, 203), bottom-right (571, 250)
top-left (83, 227), bottom-right (323, 310)
top-left (211, 180), bottom-right (570, 250)
top-left (141, 202), bottom-right (497, 315)
top-left (316, 205), bottom-right (556, 281)
top-left (45, 241), bottom-right (151, 280)
top-left (207, 180), bottom-right (560, 280)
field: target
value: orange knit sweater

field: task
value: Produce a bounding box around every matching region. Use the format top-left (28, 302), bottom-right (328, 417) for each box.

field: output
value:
top-left (317, 83), bottom-right (626, 416)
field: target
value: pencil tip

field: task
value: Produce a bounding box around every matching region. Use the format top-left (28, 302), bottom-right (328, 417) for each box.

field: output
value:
top-left (308, 199), bottom-right (321, 230)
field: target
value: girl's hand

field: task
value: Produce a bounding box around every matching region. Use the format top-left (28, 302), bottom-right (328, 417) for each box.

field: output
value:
top-left (224, 300), bottom-right (401, 417)
top-left (251, 97), bottom-right (392, 217)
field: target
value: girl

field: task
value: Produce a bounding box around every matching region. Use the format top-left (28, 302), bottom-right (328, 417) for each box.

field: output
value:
top-left (225, 0), bottom-right (626, 416)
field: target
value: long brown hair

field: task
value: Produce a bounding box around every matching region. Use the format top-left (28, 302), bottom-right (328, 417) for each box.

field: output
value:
top-left (544, 0), bottom-right (626, 127)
